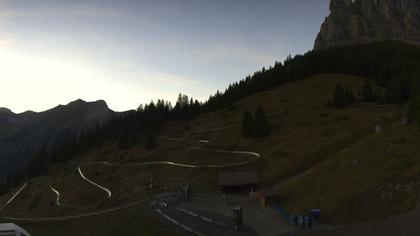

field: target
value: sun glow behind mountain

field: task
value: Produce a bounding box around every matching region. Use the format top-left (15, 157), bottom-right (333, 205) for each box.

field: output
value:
top-left (0, 0), bottom-right (329, 113)
top-left (0, 41), bottom-right (201, 113)
top-left (0, 47), bottom-right (135, 113)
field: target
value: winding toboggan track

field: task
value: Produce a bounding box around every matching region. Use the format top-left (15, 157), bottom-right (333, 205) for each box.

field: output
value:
top-left (0, 133), bottom-right (260, 221)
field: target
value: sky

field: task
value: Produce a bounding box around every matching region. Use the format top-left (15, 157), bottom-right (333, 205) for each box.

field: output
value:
top-left (0, 0), bottom-right (330, 113)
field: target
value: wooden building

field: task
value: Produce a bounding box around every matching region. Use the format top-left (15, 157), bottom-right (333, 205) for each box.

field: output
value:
top-left (217, 171), bottom-right (259, 192)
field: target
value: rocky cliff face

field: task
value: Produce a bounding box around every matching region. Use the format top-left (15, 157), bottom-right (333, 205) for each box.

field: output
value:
top-left (314, 0), bottom-right (420, 50)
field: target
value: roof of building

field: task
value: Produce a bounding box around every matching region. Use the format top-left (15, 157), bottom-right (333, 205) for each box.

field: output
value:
top-left (0, 223), bottom-right (31, 236)
top-left (217, 171), bottom-right (259, 186)
top-left (258, 187), bottom-right (279, 197)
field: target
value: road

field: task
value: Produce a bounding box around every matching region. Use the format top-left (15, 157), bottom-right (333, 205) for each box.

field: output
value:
top-left (153, 205), bottom-right (258, 236)
top-left (180, 193), bottom-right (294, 236)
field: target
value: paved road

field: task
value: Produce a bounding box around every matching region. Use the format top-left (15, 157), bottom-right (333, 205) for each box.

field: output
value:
top-left (180, 193), bottom-right (294, 236)
top-left (153, 205), bottom-right (257, 236)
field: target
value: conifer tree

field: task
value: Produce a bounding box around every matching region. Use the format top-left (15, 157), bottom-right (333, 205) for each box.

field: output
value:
top-left (362, 79), bottom-right (374, 102)
top-left (386, 79), bottom-right (403, 104)
top-left (346, 88), bottom-right (355, 103)
top-left (129, 128), bottom-right (140, 146)
top-left (253, 105), bottom-right (270, 137)
top-left (145, 133), bottom-right (157, 150)
top-left (409, 65), bottom-right (420, 129)
top-left (118, 130), bottom-right (129, 149)
top-left (374, 88), bottom-right (384, 104)
top-left (332, 82), bottom-right (350, 108)
top-left (241, 110), bottom-right (253, 138)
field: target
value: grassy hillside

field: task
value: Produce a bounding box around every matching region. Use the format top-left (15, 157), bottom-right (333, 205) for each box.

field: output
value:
top-left (161, 73), bottom-right (418, 223)
top-left (1, 73), bottom-right (419, 235)
top-left (9, 207), bottom-right (178, 236)
top-left (278, 120), bottom-right (420, 224)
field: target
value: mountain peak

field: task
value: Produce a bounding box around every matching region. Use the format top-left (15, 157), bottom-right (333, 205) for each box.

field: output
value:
top-left (92, 99), bottom-right (108, 107)
top-left (0, 107), bottom-right (14, 115)
top-left (64, 99), bottom-right (109, 109)
top-left (70, 99), bottom-right (87, 104)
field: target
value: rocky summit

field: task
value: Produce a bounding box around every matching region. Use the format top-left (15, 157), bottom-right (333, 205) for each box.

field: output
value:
top-left (314, 0), bottom-right (420, 50)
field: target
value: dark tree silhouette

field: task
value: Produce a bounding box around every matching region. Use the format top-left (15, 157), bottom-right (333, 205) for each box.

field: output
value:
top-left (386, 78), bottom-right (404, 104)
top-left (346, 88), bottom-right (355, 103)
top-left (332, 83), bottom-right (351, 108)
top-left (118, 129), bottom-right (130, 149)
top-left (410, 65), bottom-right (420, 129)
top-left (253, 105), bottom-right (270, 137)
top-left (241, 110), bottom-right (253, 138)
top-left (24, 143), bottom-right (50, 179)
top-left (362, 79), bottom-right (374, 102)
top-left (374, 88), bottom-right (384, 104)
top-left (145, 133), bottom-right (157, 150)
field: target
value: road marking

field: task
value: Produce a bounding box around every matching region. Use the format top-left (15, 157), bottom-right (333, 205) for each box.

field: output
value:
top-left (155, 208), bottom-right (207, 236)
top-left (176, 207), bottom-right (228, 228)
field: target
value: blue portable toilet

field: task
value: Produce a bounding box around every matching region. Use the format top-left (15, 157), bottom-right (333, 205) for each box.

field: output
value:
top-left (310, 209), bottom-right (321, 223)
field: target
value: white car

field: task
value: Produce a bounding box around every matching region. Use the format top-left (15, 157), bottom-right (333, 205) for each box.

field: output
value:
top-left (0, 223), bottom-right (31, 236)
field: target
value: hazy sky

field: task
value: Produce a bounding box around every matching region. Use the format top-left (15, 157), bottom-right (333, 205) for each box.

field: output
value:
top-left (0, 0), bottom-right (330, 113)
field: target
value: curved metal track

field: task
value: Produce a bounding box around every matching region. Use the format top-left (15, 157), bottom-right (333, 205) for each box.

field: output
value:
top-left (0, 183), bottom-right (28, 211)
top-left (0, 133), bottom-right (260, 221)
top-left (49, 185), bottom-right (62, 206)
top-left (78, 167), bottom-right (112, 198)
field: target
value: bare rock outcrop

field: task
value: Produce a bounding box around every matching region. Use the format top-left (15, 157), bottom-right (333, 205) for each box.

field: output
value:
top-left (314, 0), bottom-right (420, 50)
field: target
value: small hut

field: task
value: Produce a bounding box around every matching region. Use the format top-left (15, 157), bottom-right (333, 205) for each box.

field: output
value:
top-left (217, 171), bottom-right (259, 192)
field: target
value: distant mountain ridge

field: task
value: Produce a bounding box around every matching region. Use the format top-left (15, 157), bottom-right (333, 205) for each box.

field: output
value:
top-left (0, 99), bottom-right (116, 180)
top-left (314, 0), bottom-right (420, 50)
